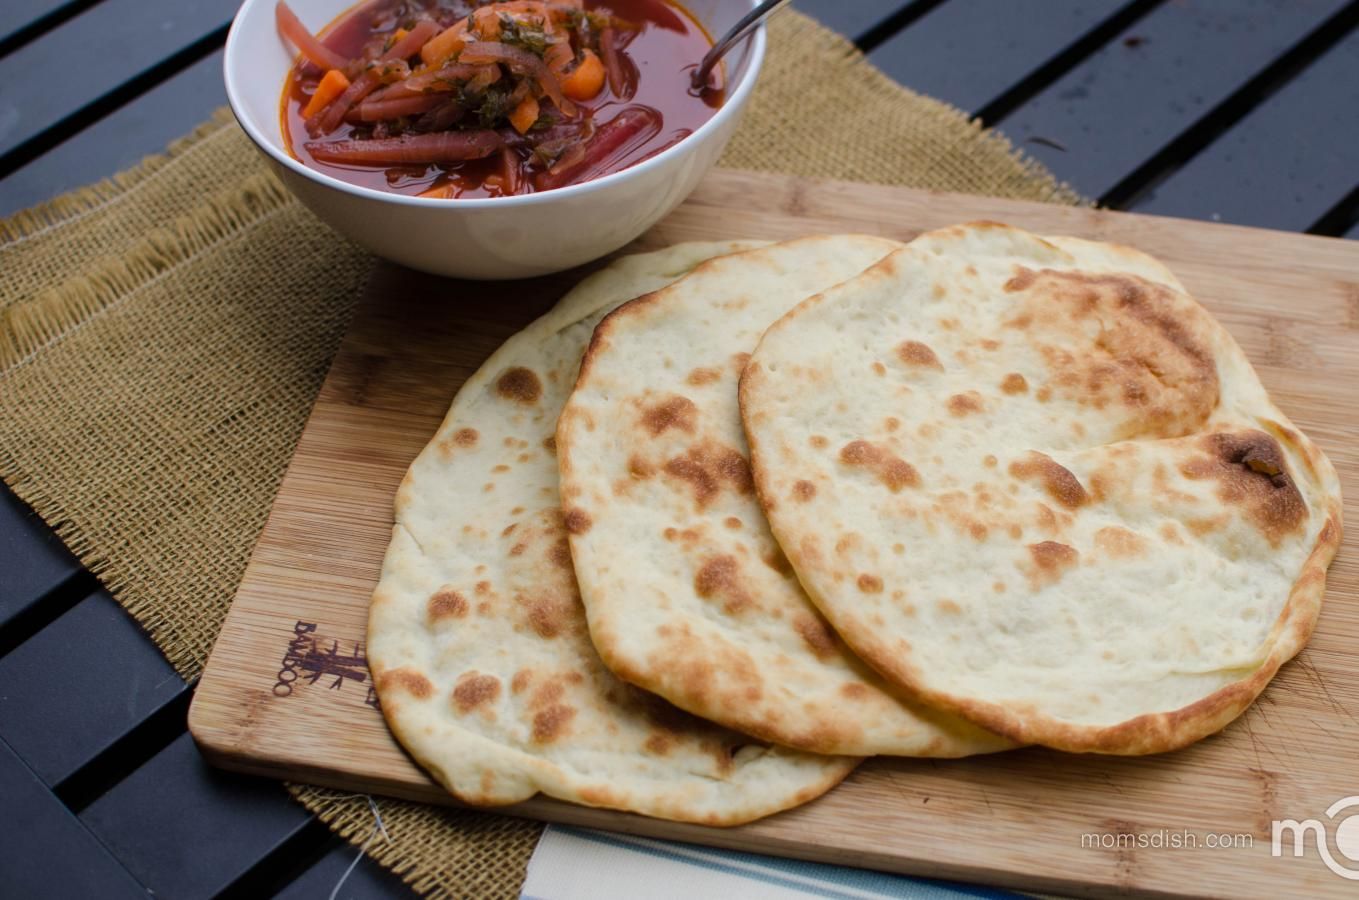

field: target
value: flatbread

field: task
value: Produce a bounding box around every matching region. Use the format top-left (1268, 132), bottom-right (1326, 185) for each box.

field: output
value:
top-left (557, 236), bottom-right (1013, 757)
top-left (368, 242), bottom-right (858, 825)
top-left (740, 222), bottom-right (1342, 755)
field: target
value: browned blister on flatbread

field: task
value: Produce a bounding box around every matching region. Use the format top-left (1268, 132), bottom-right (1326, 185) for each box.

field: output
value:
top-left (740, 222), bottom-right (1342, 755)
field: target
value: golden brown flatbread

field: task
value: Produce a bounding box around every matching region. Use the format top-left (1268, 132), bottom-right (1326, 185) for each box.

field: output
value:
top-left (557, 236), bottom-right (1012, 757)
top-left (368, 242), bottom-right (857, 825)
top-left (740, 222), bottom-right (1341, 754)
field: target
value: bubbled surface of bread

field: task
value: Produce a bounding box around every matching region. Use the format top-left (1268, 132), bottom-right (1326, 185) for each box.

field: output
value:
top-left (740, 222), bottom-right (1342, 755)
top-left (368, 241), bottom-right (859, 826)
top-left (557, 236), bottom-right (1014, 758)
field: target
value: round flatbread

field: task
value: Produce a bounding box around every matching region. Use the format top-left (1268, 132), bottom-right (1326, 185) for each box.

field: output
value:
top-left (557, 236), bottom-right (1013, 757)
top-left (740, 222), bottom-right (1342, 755)
top-left (368, 242), bottom-right (858, 826)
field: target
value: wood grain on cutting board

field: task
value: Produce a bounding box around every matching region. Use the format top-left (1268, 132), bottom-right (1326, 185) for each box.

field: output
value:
top-left (190, 169), bottom-right (1359, 899)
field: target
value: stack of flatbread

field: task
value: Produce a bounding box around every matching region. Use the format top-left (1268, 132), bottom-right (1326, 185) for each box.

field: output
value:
top-left (368, 224), bottom-right (1341, 825)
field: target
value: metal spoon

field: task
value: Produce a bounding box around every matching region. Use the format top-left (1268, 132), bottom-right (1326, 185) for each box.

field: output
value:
top-left (690, 0), bottom-right (792, 92)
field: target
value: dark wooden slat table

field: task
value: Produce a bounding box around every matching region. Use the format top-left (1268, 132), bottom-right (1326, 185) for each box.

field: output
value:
top-left (2, 740), bottom-right (150, 900)
top-left (867, 0), bottom-right (1129, 114)
top-left (275, 844), bottom-right (421, 900)
top-left (1130, 25), bottom-right (1359, 230)
top-left (1, 1), bottom-right (1356, 897)
top-left (0, 50), bottom-right (227, 215)
top-left (79, 735), bottom-right (319, 900)
top-left (997, 0), bottom-right (1356, 203)
top-left (0, 590), bottom-right (185, 787)
top-left (790, 0), bottom-right (909, 44)
top-left (0, 488), bottom-right (83, 632)
top-left (0, 0), bottom-right (76, 50)
top-left (0, 0), bottom-right (238, 169)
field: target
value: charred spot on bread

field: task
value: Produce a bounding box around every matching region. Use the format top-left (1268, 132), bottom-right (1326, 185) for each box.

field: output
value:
top-left (839, 440), bottom-right (920, 492)
top-left (496, 367), bottom-right (543, 404)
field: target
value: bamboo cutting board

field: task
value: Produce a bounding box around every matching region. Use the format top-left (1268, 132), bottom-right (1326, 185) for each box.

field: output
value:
top-left (190, 169), bottom-right (1359, 899)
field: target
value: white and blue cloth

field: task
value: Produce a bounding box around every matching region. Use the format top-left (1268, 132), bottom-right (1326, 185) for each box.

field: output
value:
top-left (521, 824), bottom-right (1020, 900)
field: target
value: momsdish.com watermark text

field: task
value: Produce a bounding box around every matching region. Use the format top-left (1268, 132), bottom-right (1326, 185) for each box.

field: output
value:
top-left (1081, 795), bottom-right (1359, 880)
top-left (1081, 829), bottom-right (1252, 851)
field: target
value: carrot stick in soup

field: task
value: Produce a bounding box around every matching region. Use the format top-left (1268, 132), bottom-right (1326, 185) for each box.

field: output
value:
top-left (345, 94), bottom-right (443, 123)
top-left (302, 69), bottom-right (351, 118)
top-left (311, 19), bottom-right (438, 135)
top-left (304, 131), bottom-right (504, 165)
top-left (276, 1), bottom-right (348, 71)
top-left (499, 146), bottom-right (521, 194)
top-left (472, 6), bottom-right (503, 40)
top-left (421, 19), bottom-right (468, 67)
top-left (509, 94), bottom-right (540, 134)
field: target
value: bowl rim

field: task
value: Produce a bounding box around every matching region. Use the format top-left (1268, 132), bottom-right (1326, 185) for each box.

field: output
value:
top-left (223, 0), bottom-right (765, 209)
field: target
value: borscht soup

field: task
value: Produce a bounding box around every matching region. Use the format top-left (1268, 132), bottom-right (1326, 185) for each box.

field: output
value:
top-left (276, 0), bottom-right (722, 198)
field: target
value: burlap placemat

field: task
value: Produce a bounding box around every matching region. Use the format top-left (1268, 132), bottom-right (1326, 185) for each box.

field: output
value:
top-left (0, 10), bottom-right (1079, 898)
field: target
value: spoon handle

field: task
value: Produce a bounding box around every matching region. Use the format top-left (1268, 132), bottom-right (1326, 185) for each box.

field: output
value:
top-left (691, 0), bottom-right (792, 91)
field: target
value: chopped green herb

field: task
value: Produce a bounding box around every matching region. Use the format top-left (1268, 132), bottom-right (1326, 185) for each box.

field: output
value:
top-left (498, 15), bottom-right (550, 57)
top-left (476, 86), bottom-right (514, 127)
top-left (561, 8), bottom-right (586, 31)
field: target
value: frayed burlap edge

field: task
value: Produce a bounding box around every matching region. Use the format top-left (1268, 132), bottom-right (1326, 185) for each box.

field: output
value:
top-left (0, 171), bottom-right (291, 372)
top-left (0, 108), bottom-right (238, 244)
top-left (0, 167), bottom-right (298, 678)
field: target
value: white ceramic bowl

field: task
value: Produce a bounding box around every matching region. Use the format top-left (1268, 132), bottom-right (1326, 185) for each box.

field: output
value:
top-left (224, 0), bottom-right (764, 279)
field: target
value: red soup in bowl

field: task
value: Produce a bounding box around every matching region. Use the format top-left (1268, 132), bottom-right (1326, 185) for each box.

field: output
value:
top-left (277, 0), bottom-right (722, 198)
